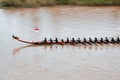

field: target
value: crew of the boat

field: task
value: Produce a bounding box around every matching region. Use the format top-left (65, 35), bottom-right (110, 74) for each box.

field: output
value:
top-left (42, 37), bottom-right (120, 45)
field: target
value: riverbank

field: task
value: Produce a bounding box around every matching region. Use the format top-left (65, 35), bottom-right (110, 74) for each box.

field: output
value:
top-left (0, 0), bottom-right (120, 7)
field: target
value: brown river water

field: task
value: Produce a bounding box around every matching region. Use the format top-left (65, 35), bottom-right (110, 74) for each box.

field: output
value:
top-left (0, 6), bottom-right (120, 80)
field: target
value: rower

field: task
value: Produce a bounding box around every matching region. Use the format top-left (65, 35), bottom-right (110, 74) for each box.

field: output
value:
top-left (116, 37), bottom-right (120, 43)
top-left (94, 37), bottom-right (98, 43)
top-left (77, 38), bottom-right (81, 43)
top-left (66, 38), bottom-right (69, 43)
top-left (61, 39), bottom-right (64, 43)
top-left (111, 37), bottom-right (116, 43)
top-left (49, 38), bottom-right (53, 43)
top-left (83, 38), bottom-right (87, 42)
top-left (71, 38), bottom-right (75, 42)
top-left (44, 37), bottom-right (47, 42)
top-left (105, 37), bottom-right (109, 43)
top-left (100, 37), bottom-right (104, 43)
top-left (54, 37), bottom-right (58, 43)
top-left (89, 37), bottom-right (93, 43)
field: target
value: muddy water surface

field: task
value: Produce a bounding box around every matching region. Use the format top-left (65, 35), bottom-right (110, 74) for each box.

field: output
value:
top-left (0, 6), bottom-right (120, 80)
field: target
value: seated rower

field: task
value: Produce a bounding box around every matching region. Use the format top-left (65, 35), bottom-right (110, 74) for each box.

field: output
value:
top-left (76, 38), bottom-right (81, 43)
top-left (83, 38), bottom-right (87, 42)
top-left (61, 39), bottom-right (64, 43)
top-left (94, 37), bottom-right (98, 43)
top-left (72, 38), bottom-right (75, 42)
top-left (49, 38), bottom-right (53, 43)
top-left (116, 37), bottom-right (120, 43)
top-left (89, 37), bottom-right (93, 43)
top-left (100, 37), bottom-right (104, 43)
top-left (111, 37), bottom-right (116, 43)
top-left (54, 37), bottom-right (58, 43)
top-left (66, 38), bottom-right (69, 43)
top-left (44, 37), bottom-right (47, 43)
top-left (105, 37), bottom-right (109, 43)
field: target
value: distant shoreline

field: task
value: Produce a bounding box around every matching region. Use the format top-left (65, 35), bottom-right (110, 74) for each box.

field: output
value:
top-left (0, 0), bottom-right (120, 8)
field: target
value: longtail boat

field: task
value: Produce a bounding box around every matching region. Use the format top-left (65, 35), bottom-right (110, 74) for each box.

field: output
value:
top-left (12, 35), bottom-right (120, 45)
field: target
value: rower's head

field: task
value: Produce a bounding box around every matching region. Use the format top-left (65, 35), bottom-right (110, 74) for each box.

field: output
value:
top-left (105, 37), bottom-right (108, 39)
top-left (61, 39), bottom-right (64, 42)
top-left (100, 37), bottom-right (103, 40)
top-left (44, 37), bottom-right (47, 39)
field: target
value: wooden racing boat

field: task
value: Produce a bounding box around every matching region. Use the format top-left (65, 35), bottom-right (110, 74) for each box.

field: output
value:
top-left (12, 35), bottom-right (120, 45)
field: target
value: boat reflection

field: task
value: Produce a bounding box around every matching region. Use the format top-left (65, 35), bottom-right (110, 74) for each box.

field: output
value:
top-left (13, 44), bottom-right (120, 55)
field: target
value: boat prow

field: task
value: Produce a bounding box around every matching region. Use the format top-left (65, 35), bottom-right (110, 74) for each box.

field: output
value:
top-left (12, 35), bottom-right (38, 44)
top-left (12, 35), bottom-right (19, 40)
top-left (12, 35), bottom-right (64, 45)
